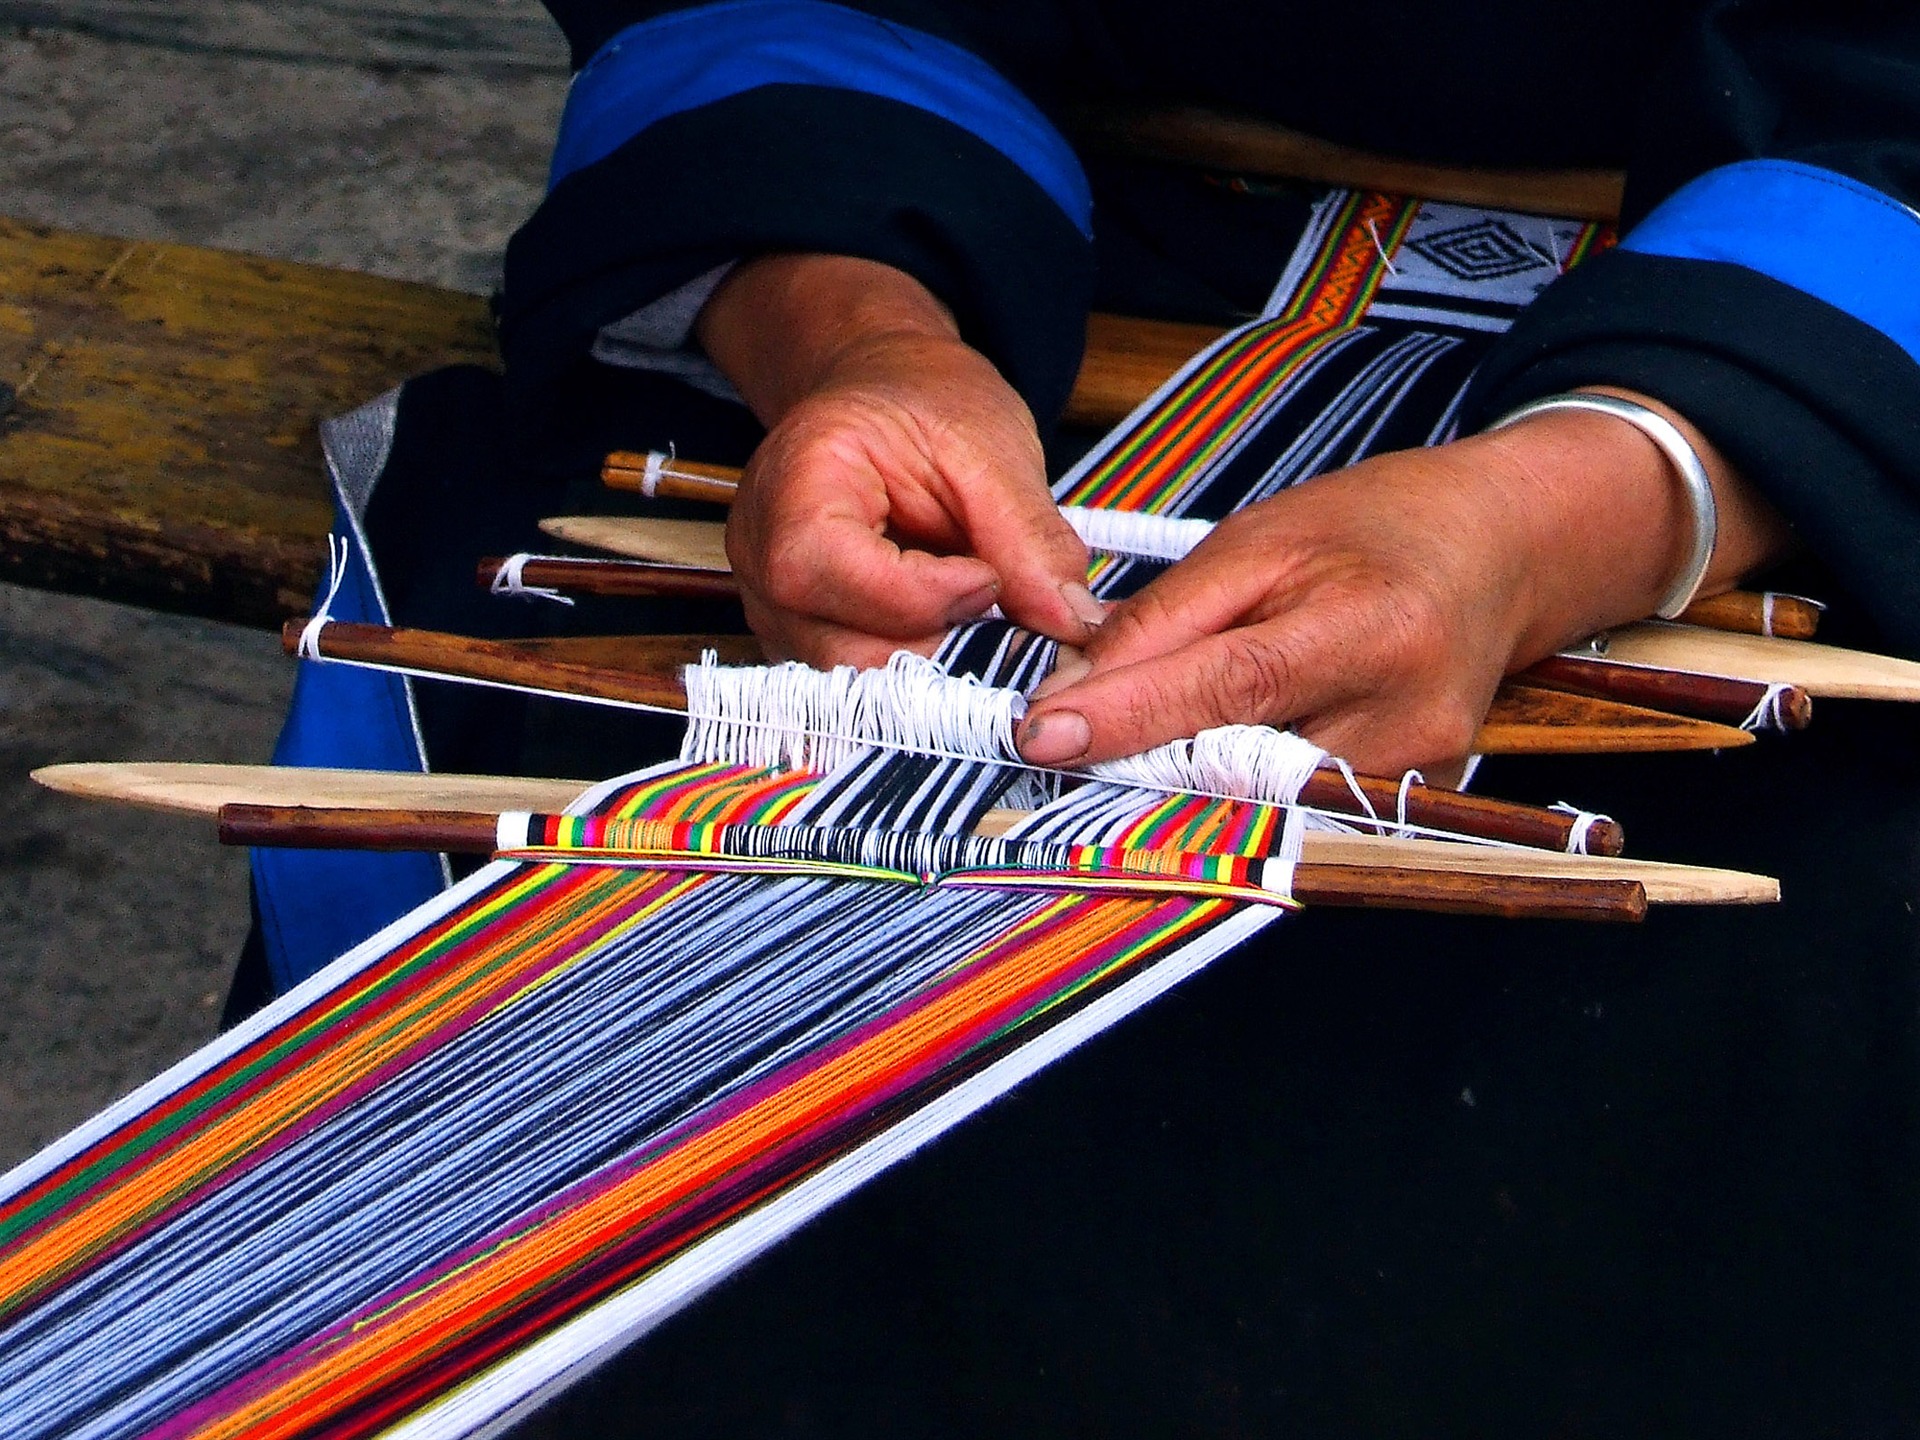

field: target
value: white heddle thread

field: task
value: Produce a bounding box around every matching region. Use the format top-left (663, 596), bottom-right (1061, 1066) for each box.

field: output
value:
top-left (683, 652), bottom-right (1330, 812)
top-left (1060, 506), bottom-right (1215, 563)
top-left (297, 536), bottom-right (351, 661)
top-left (1761, 591), bottom-right (1776, 638)
top-left (1741, 682), bottom-right (1793, 733)
top-left (490, 553), bottom-right (576, 607)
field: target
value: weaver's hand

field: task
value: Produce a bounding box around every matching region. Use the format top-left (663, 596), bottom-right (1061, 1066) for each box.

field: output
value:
top-left (1019, 391), bottom-right (1794, 775)
top-left (697, 254), bottom-right (1101, 666)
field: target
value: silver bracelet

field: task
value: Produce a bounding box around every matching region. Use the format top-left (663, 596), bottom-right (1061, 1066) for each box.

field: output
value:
top-left (1486, 392), bottom-right (1718, 619)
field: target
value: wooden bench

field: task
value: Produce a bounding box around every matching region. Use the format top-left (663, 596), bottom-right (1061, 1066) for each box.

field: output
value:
top-left (0, 220), bottom-right (500, 626)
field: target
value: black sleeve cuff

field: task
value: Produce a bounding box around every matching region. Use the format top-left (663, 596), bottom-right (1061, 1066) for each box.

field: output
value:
top-left (499, 84), bottom-right (1093, 440)
top-left (1464, 249), bottom-right (1920, 654)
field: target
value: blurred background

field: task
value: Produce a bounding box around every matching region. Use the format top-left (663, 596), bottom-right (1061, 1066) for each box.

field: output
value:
top-left (0, 1), bottom-right (565, 1163)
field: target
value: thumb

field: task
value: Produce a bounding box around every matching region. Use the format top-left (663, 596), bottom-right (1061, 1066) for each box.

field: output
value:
top-left (960, 480), bottom-right (1106, 644)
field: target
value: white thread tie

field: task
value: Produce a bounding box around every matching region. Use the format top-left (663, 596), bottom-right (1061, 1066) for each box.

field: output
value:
top-left (1548, 801), bottom-right (1611, 856)
top-left (1740, 682), bottom-right (1793, 733)
top-left (491, 553), bottom-right (575, 607)
top-left (297, 535), bottom-right (351, 662)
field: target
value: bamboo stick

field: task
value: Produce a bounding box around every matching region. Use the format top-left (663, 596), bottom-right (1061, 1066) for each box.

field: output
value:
top-left (479, 555), bottom-right (741, 601)
top-left (1518, 655), bottom-right (1811, 730)
top-left (214, 802), bottom-right (1645, 923)
top-left (30, 762), bottom-right (596, 820)
top-left (540, 516), bottom-right (730, 571)
top-left (1476, 683), bottom-right (1752, 753)
top-left (282, 618), bottom-right (1622, 854)
top-left (1676, 591), bottom-right (1821, 640)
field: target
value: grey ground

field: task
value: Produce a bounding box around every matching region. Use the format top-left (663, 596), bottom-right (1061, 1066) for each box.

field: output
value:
top-left (0, 5), bottom-right (566, 1165)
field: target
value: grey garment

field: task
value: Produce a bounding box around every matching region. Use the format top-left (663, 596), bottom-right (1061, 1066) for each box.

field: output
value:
top-left (592, 262), bottom-right (744, 404)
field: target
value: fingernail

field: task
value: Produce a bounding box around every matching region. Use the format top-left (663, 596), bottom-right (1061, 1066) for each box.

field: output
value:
top-left (1059, 581), bottom-right (1107, 631)
top-left (1030, 646), bottom-right (1090, 700)
top-left (1019, 709), bottom-right (1092, 765)
top-left (945, 583), bottom-right (1000, 627)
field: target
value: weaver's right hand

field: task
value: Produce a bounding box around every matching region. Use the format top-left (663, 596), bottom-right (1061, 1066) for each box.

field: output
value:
top-left (696, 254), bottom-right (1102, 667)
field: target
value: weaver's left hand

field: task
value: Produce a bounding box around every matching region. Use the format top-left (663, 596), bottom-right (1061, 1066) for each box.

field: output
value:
top-left (1018, 391), bottom-right (1794, 775)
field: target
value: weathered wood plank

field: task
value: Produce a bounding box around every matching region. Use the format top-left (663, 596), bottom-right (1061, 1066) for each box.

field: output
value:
top-left (0, 218), bottom-right (498, 623)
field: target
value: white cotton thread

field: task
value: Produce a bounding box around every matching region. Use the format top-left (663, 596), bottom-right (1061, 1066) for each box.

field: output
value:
top-left (1549, 801), bottom-right (1611, 856)
top-left (1740, 682), bottom-right (1793, 733)
top-left (1329, 757), bottom-right (1383, 833)
top-left (297, 535), bottom-right (351, 661)
top-left (1396, 770), bottom-right (1424, 833)
top-left (1365, 218), bottom-right (1401, 276)
top-left (640, 449), bottom-right (668, 498)
top-left (1060, 506), bottom-right (1215, 563)
top-left (1761, 591), bottom-right (1776, 638)
top-left (490, 553), bottom-right (576, 607)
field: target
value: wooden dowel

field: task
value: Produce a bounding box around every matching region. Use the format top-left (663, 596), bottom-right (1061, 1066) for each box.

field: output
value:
top-left (281, 619), bottom-right (687, 710)
top-left (215, 804), bottom-right (1644, 922)
top-left (1293, 866), bottom-right (1644, 923)
top-left (599, 455), bottom-right (744, 502)
top-left (1519, 655), bottom-right (1812, 730)
top-left (282, 618), bottom-right (1621, 855)
top-left (1299, 767), bottom-right (1622, 857)
top-left (1677, 591), bottom-right (1821, 640)
top-left (219, 804), bottom-right (500, 853)
top-left (478, 555), bottom-right (741, 601)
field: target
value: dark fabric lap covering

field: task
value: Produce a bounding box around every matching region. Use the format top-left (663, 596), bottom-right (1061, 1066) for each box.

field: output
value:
top-left (236, 345), bottom-right (1919, 1436)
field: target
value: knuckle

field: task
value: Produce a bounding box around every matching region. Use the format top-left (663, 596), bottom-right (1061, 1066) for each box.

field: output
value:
top-left (1216, 633), bottom-right (1298, 722)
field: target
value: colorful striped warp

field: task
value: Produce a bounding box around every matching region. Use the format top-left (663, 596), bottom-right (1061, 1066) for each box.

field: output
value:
top-left (0, 188), bottom-right (1609, 1438)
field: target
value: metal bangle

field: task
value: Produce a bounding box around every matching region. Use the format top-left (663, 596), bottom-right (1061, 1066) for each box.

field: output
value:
top-left (1486, 392), bottom-right (1719, 620)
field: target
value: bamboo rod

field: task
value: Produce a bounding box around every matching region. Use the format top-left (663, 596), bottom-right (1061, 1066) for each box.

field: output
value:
top-left (1677, 591), bottom-right (1821, 640)
top-left (30, 762), bottom-right (596, 820)
top-left (479, 555), bottom-right (741, 601)
top-left (214, 803), bottom-right (1644, 923)
top-left (1519, 655), bottom-right (1811, 730)
top-left (282, 617), bottom-right (1622, 855)
top-left (281, 619), bottom-right (687, 710)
